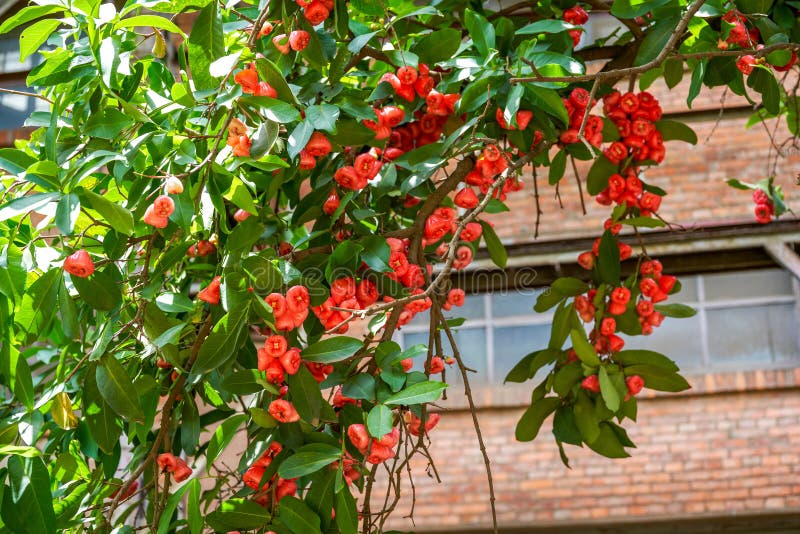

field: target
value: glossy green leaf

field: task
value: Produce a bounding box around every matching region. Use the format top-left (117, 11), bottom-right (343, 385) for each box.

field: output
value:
top-left (384, 381), bottom-right (446, 406)
top-left (96, 356), bottom-right (144, 421)
top-left (302, 336), bottom-right (362, 364)
top-left (277, 444), bottom-right (341, 479)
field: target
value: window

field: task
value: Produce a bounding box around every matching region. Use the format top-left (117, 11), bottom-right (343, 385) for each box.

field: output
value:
top-left (0, 33), bottom-right (47, 132)
top-left (397, 268), bottom-right (800, 383)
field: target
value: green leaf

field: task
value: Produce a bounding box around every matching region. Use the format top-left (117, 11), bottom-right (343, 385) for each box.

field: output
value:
top-left (586, 422), bottom-right (630, 458)
top-left (654, 303), bottom-right (696, 318)
top-left (84, 366), bottom-right (121, 454)
top-left (96, 356), bottom-right (144, 421)
top-left (187, 2), bottom-right (223, 91)
top-left (0, 192), bottom-right (59, 222)
top-left (19, 19), bottom-right (61, 62)
top-left (623, 365), bottom-right (691, 392)
top-left (54, 193), bottom-right (79, 235)
top-left (384, 381), bottom-right (447, 406)
top-left (747, 66), bottom-right (780, 115)
top-left (193, 302), bottom-right (250, 374)
top-left (206, 414), bottom-right (246, 467)
top-left (206, 499), bottom-right (271, 531)
top-left (287, 120), bottom-right (315, 160)
top-left (334, 487), bottom-right (358, 534)
top-left (116, 15), bottom-right (186, 37)
top-left (359, 235), bottom-right (392, 272)
top-left (0, 5), bottom-right (64, 34)
top-left (250, 407), bottom-right (277, 428)
top-left (242, 255), bottom-right (282, 294)
top-left (549, 149), bottom-right (567, 185)
top-left (621, 216), bottom-right (665, 228)
top-left (302, 336), bottom-right (362, 364)
top-left (515, 397), bottom-right (560, 442)
top-left (656, 120), bottom-right (698, 144)
top-left (2, 456), bottom-right (56, 534)
top-left (366, 405), bottom-right (393, 438)
top-left (569, 329), bottom-right (600, 367)
top-left (413, 28), bottom-right (462, 64)
top-left (464, 9), bottom-right (495, 58)
top-left (14, 357), bottom-right (34, 411)
top-left (553, 362), bottom-right (584, 396)
top-left (342, 373), bottom-right (376, 401)
top-left (663, 57), bottom-right (684, 89)
top-left (277, 444), bottom-right (341, 479)
top-left (574, 392), bottom-right (600, 443)
top-left (586, 155), bottom-right (618, 195)
top-left (534, 289), bottom-right (566, 313)
top-left (71, 269), bottom-right (122, 312)
top-left (610, 0), bottom-right (671, 18)
top-left (240, 95), bottom-right (301, 123)
top-left (551, 277), bottom-right (588, 297)
top-left (78, 188), bottom-right (134, 235)
top-left (598, 366), bottom-right (620, 412)
top-left (517, 19), bottom-right (574, 34)
top-left (15, 269), bottom-right (60, 341)
top-left (279, 496), bottom-right (322, 534)
top-left (614, 350), bottom-right (679, 371)
top-left (597, 230), bottom-right (620, 285)
top-left (255, 57), bottom-right (299, 106)
top-left (287, 366), bottom-right (327, 425)
top-left (220, 369), bottom-right (271, 395)
top-left (634, 17), bottom-right (679, 66)
top-left (480, 220), bottom-right (507, 268)
top-left (84, 108), bottom-right (134, 139)
top-left (552, 406), bottom-right (582, 446)
top-left (156, 479), bottom-right (196, 534)
top-left (687, 59), bottom-right (706, 108)
top-left (306, 104), bottom-right (340, 132)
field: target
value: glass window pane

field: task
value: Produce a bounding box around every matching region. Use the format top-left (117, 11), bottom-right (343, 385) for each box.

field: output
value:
top-left (704, 269), bottom-right (793, 301)
top-left (493, 325), bottom-right (551, 382)
top-left (672, 275), bottom-right (699, 302)
top-left (491, 289), bottom-right (544, 318)
top-left (622, 315), bottom-right (704, 372)
top-left (707, 304), bottom-right (799, 367)
top-left (402, 328), bottom-right (487, 384)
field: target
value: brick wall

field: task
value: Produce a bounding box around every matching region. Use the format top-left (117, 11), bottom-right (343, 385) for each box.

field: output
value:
top-left (378, 379), bottom-right (800, 531)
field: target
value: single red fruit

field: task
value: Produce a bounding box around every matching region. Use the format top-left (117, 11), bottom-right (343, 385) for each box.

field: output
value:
top-left (63, 249), bottom-right (95, 278)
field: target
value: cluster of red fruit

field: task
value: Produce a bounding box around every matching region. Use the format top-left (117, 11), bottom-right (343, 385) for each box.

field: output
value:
top-left (156, 453), bottom-right (192, 482)
top-left (562, 5), bottom-right (589, 47)
top-left (720, 10), bottom-right (799, 76)
top-left (463, 145), bottom-right (525, 202)
top-left (295, 0), bottom-right (333, 26)
top-left (312, 276), bottom-right (380, 333)
top-left (405, 411), bottom-right (440, 436)
top-left (63, 249), bottom-right (95, 278)
top-left (753, 189), bottom-right (775, 224)
top-left (187, 238), bottom-right (216, 257)
top-left (143, 194), bottom-right (175, 229)
top-left (264, 284), bottom-right (311, 331)
top-left (234, 62), bottom-right (278, 98)
top-left (381, 64), bottom-right (436, 103)
top-left (559, 88), bottom-right (604, 147)
top-left (332, 146), bottom-right (383, 190)
top-left (347, 424), bottom-right (399, 465)
top-left (637, 260), bottom-right (673, 334)
top-left (243, 442), bottom-right (298, 505)
top-left (601, 90), bottom-right (665, 165)
top-left (227, 118), bottom-right (252, 157)
top-left (365, 64), bottom-right (460, 157)
top-left (257, 334), bottom-right (301, 383)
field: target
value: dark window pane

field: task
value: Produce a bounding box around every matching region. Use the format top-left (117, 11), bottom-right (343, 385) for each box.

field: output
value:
top-left (706, 304), bottom-right (799, 368)
top-left (493, 324), bottom-right (551, 382)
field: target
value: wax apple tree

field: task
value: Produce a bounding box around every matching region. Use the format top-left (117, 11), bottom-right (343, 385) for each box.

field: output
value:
top-left (0, 0), bottom-right (797, 532)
